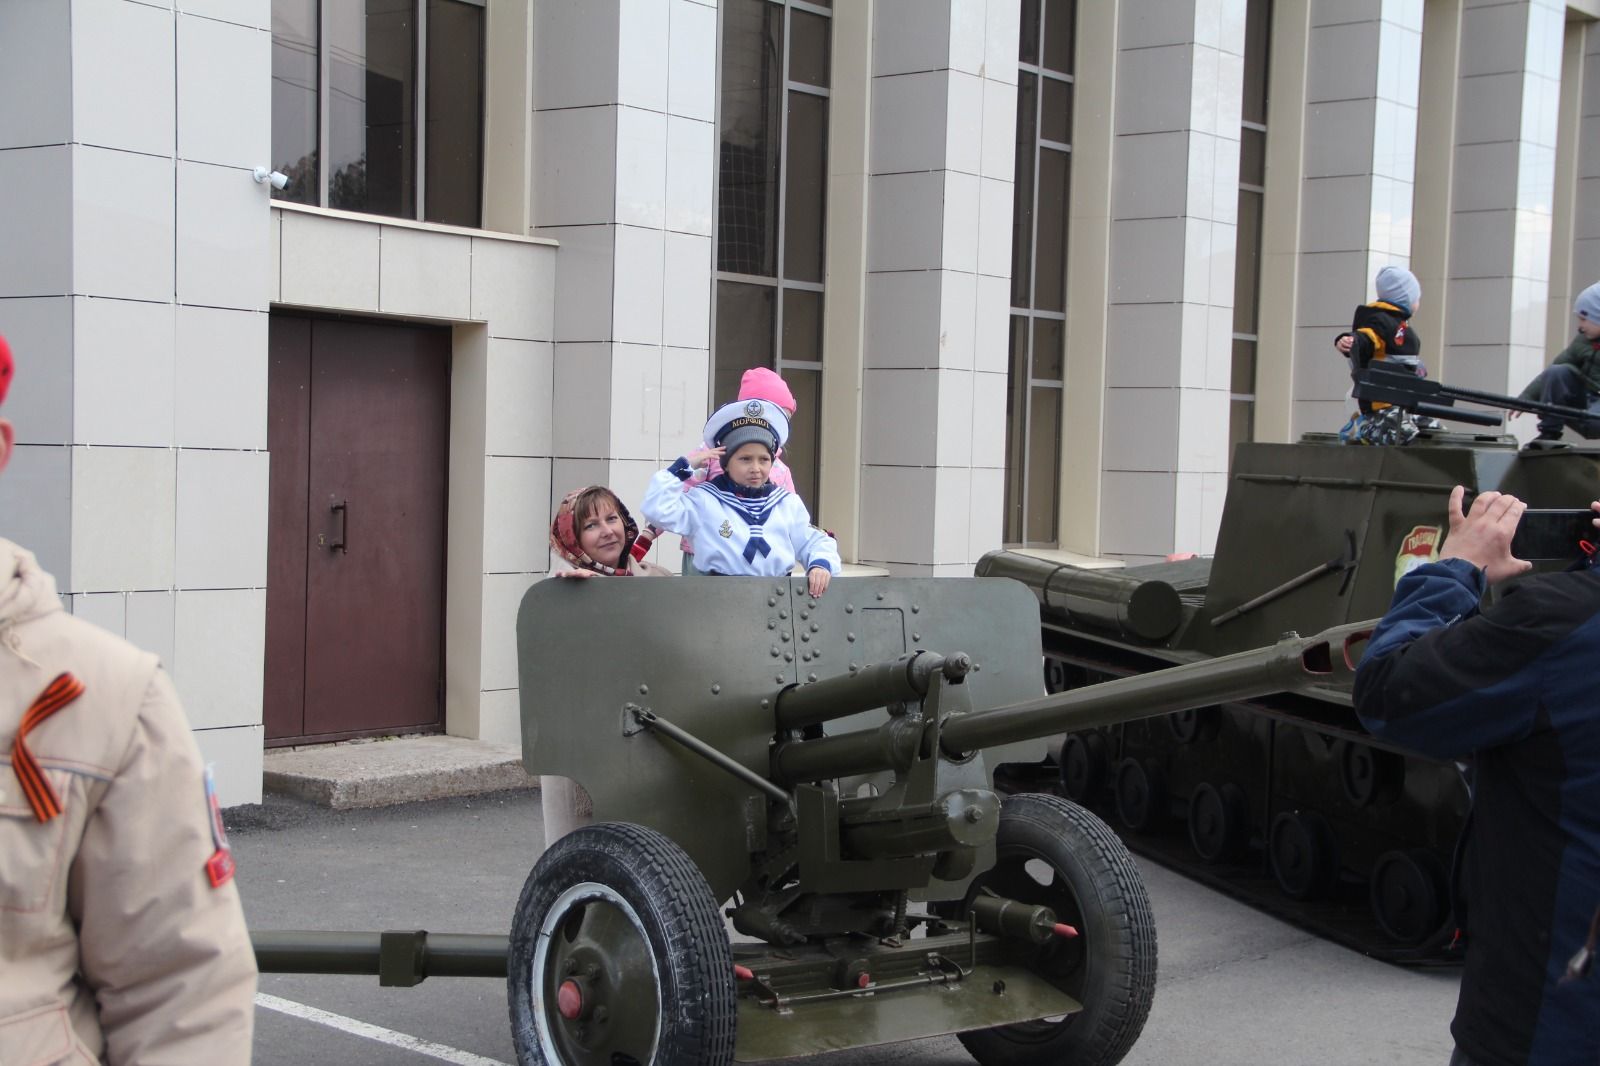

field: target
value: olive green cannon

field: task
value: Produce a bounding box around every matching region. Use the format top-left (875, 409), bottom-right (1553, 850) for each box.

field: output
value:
top-left (254, 574), bottom-right (1373, 1066)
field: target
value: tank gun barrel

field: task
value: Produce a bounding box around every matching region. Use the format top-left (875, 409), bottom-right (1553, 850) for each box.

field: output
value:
top-left (1354, 363), bottom-right (1592, 426)
top-left (774, 651), bottom-right (965, 730)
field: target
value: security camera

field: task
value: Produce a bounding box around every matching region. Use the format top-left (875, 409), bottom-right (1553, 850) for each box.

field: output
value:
top-left (252, 166), bottom-right (290, 191)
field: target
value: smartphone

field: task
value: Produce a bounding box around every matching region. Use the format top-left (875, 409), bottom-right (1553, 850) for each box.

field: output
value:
top-left (1510, 509), bottom-right (1598, 561)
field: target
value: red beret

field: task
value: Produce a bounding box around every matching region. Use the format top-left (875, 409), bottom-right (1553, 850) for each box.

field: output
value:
top-left (0, 334), bottom-right (11, 407)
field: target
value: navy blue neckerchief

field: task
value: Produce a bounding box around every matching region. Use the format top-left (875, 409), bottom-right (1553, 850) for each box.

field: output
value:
top-left (705, 475), bottom-right (787, 563)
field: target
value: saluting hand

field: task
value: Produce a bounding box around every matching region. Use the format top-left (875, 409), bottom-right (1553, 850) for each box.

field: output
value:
top-left (1437, 485), bottom-right (1532, 585)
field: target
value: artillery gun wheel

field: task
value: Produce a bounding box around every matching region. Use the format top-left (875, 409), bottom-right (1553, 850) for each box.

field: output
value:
top-left (1059, 732), bottom-right (1108, 803)
top-left (507, 822), bottom-right (736, 1066)
top-left (957, 794), bottom-right (1156, 1066)
top-left (1369, 849), bottom-right (1448, 946)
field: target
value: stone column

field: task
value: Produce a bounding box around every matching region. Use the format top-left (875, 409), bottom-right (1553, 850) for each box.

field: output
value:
top-left (0, 0), bottom-right (272, 805)
top-left (1291, 0), bottom-right (1424, 435)
top-left (1101, 0), bottom-right (1247, 560)
top-left (1562, 21), bottom-right (1600, 326)
top-left (532, 0), bottom-right (717, 572)
top-left (856, 0), bottom-right (1018, 575)
top-left (1437, 0), bottom-right (1565, 398)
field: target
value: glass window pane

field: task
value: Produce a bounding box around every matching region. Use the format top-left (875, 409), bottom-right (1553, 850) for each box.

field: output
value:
top-left (783, 91), bottom-right (828, 283)
top-left (1231, 338), bottom-right (1257, 397)
top-left (780, 367), bottom-right (822, 510)
top-left (1232, 188), bottom-right (1263, 335)
top-left (1032, 318), bottom-right (1064, 381)
top-left (1229, 398), bottom-right (1254, 465)
top-left (1026, 387), bottom-right (1061, 544)
top-left (1034, 147), bottom-right (1069, 313)
top-left (789, 9), bottom-right (830, 88)
top-left (424, 0), bottom-right (484, 227)
top-left (1019, 0), bottom-right (1040, 64)
top-left (1042, 0), bottom-right (1075, 76)
top-left (718, 0), bottom-right (783, 276)
top-left (782, 289), bottom-right (823, 362)
top-left (1241, 0), bottom-right (1271, 126)
top-left (1010, 73), bottom-right (1038, 308)
top-left (328, 0), bottom-right (416, 217)
top-left (1004, 316), bottom-right (1029, 543)
top-left (1041, 77), bottom-right (1072, 145)
top-left (271, 0), bottom-right (319, 204)
top-left (1240, 126), bottom-right (1265, 188)
top-left (714, 281), bottom-right (776, 402)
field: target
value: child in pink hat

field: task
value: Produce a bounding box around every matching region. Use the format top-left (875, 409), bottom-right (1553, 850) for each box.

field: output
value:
top-left (678, 368), bottom-right (798, 573)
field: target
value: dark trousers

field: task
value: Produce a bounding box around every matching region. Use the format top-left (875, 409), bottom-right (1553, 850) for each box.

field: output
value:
top-left (1527, 363), bottom-right (1600, 437)
top-left (1447, 1048), bottom-right (1482, 1066)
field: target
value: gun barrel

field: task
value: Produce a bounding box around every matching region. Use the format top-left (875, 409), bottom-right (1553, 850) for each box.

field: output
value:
top-left (775, 652), bottom-right (945, 730)
top-left (938, 622), bottom-right (1366, 756)
top-left (975, 551), bottom-right (1183, 641)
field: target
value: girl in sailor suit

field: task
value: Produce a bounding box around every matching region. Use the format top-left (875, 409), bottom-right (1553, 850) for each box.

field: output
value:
top-left (643, 399), bottom-right (842, 596)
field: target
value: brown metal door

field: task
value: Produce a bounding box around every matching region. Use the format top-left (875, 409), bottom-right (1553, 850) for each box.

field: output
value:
top-left (265, 314), bottom-right (451, 743)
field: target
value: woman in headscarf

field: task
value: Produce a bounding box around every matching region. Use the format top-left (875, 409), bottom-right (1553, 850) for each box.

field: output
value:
top-left (549, 484), bottom-right (673, 578)
top-left (541, 486), bottom-right (670, 847)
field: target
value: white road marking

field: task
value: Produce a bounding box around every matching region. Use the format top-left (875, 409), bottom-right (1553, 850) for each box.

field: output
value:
top-left (255, 992), bottom-right (512, 1066)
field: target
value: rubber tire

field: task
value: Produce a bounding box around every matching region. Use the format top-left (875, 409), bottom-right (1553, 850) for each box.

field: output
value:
top-left (958, 794), bottom-right (1157, 1066)
top-left (507, 822), bottom-right (736, 1066)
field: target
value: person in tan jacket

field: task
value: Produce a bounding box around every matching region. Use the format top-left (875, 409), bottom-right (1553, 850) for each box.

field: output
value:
top-left (0, 336), bottom-right (257, 1064)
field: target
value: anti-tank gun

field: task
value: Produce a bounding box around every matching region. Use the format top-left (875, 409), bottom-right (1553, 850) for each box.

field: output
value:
top-left (500, 575), bottom-right (1371, 1065)
top-left (250, 574), bottom-right (1376, 1064)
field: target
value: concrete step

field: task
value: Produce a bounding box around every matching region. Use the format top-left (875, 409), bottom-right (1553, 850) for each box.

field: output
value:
top-left (262, 735), bottom-right (539, 810)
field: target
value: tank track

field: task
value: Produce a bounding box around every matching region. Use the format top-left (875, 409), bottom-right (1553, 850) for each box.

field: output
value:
top-left (991, 642), bottom-right (1469, 967)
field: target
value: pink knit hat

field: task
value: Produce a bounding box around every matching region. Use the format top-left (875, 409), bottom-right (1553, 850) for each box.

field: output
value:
top-left (739, 367), bottom-right (797, 413)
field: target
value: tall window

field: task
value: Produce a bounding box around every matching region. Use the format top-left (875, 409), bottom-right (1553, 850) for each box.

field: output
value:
top-left (1230, 0), bottom-right (1270, 460)
top-left (1004, 0), bottom-right (1074, 546)
top-left (270, 0), bottom-right (486, 228)
top-left (714, 0), bottom-right (831, 510)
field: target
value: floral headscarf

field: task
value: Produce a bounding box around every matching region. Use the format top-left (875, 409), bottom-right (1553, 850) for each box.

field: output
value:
top-left (550, 486), bottom-right (641, 576)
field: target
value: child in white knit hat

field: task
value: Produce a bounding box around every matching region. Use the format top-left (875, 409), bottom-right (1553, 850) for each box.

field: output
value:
top-left (642, 399), bottom-right (841, 596)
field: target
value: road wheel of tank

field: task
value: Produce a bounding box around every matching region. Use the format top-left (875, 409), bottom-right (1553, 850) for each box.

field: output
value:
top-left (1338, 742), bottom-right (1405, 808)
top-left (1369, 849), bottom-right (1449, 946)
top-left (957, 793), bottom-right (1156, 1066)
top-left (1113, 758), bottom-right (1167, 833)
top-left (1060, 732), bottom-right (1109, 803)
top-left (1268, 811), bottom-right (1339, 901)
top-left (507, 822), bottom-right (736, 1066)
top-left (1187, 782), bottom-right (1249, 863)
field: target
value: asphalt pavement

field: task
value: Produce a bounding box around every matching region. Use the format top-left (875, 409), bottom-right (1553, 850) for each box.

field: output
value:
top-left (231, 789), bottom-right (1460, 1066)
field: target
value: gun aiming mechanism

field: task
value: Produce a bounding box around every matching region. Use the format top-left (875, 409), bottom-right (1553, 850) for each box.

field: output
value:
top-left (253, 575), bottom-right (1378, 1066)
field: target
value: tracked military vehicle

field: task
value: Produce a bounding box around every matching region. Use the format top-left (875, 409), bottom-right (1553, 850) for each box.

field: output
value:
top-left (980, 365), bottom-right (1600, 961)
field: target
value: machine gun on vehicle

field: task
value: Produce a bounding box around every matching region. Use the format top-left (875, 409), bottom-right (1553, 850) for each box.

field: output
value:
top-left (1350, 362), bottom-right (1595, 444)
top-left (253, 575), bottom-right (1377, 1066)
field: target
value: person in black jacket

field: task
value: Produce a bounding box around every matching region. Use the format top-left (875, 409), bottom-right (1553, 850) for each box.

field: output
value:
top-left (1354, 487), bottom-right (1600, 1066)
top-left (1511, 281), bottom-right (1600, 442)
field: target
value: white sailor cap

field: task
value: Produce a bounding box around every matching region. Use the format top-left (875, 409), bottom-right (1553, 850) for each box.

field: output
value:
top-left (704, 397), bottom-right (790, 456)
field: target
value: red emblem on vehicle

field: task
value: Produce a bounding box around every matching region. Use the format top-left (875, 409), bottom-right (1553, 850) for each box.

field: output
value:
top-left (1394, 525), bottom-right (1441, 586)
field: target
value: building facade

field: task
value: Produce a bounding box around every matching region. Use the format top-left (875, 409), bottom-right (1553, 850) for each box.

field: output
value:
top-left (1, 0), bottom-right (1596, 804)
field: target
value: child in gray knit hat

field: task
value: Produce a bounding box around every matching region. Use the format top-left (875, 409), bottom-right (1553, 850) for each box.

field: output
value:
top-left (1333, 265), bottom-right (1430, 443)
top-left (1512, 281), bottom-right (1600, 443)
